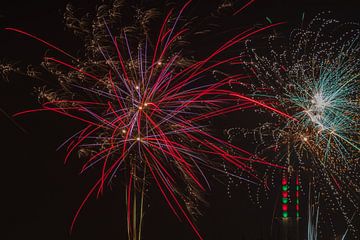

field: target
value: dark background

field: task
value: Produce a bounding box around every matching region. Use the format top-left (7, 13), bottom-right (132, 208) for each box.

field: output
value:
top-left (1, 0), bottom-right (359, 239)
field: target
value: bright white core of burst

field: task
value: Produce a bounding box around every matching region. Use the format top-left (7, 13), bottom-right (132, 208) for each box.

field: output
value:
top-left (306, 91), bottom-right (329, 130)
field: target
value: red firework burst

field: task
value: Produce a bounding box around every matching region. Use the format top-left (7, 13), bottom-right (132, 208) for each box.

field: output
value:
top-left (6, 1), bottom-right (286, 238)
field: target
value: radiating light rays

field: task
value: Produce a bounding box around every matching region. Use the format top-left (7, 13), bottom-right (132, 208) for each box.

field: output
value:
top-left (287, 51), bottom-right (360, 158)
top-left (227, 13), bottom-right (360, 237)
top-left (5, 1), bottom-right (287, 239)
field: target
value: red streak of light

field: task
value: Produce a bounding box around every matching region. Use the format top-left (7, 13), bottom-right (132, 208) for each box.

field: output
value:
top-left (64, 126), bottom-right (99, 164)
top-left (233, 0), bottom-right (256, 16)
top-left (229, 92), bottom-right (297, 121)
top-left (143, 152), bottom-right (181, 219)
top-left (5, 27), bottom-right (77, 60)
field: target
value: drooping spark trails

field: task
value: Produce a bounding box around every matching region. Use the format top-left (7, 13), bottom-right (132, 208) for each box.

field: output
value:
top-left (5, 0), bottom-right (284, 239)
top-left (228, 13), bottom-right (360, 237)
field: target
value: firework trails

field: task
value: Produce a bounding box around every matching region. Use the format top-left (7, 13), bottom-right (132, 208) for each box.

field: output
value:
top-left (4, 1), bottom-right (288, 239)
top-left (227, 13), bottom-right (360, 237)
top-left (3, 0), bottom-right (360, 239)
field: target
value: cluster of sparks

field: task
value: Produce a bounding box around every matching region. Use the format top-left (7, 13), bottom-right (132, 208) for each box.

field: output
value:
top-left (2, 1), bottom-right (292, 239)
top-left (227, 13), bottom-right (360, 238)
top-left (3, 0), bottom-right (360, 238)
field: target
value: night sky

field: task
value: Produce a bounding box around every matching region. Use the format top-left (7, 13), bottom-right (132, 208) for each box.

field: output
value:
top-left (1, 1), bottom-right (360, 239)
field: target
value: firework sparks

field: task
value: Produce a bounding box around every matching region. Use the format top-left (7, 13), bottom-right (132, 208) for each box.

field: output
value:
top-left (5, 0), bottom-right (284, 239)
top-left (227, 13), bottom-right (360, 237)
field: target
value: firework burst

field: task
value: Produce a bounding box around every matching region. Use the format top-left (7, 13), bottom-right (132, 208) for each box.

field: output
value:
top-left (5, 0), bottom-right (284, 238)
top-left (227, 13), bottom-right (360, 237)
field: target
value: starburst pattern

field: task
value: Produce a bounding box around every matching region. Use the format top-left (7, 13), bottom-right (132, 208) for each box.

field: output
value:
top-left (5, 1), bottom-right (284, 239)
top-left (227, 13), bottom-right (360, 237)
